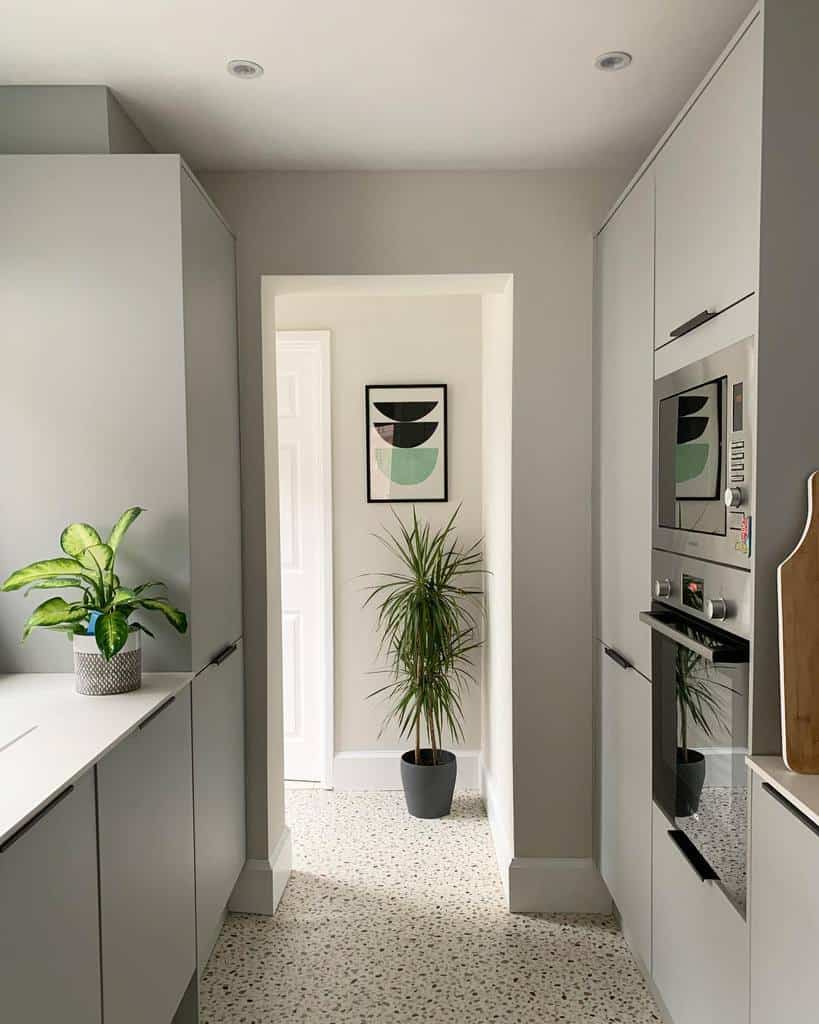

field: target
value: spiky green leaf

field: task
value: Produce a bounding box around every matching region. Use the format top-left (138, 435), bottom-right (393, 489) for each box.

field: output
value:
top-left (22, 597), bottom-right (87, 640)
top-left (95, 611), bottom-right (130, 660)
top-left (107, 507), bottom-right (144, 553)
top-left (137, 598), bottom-right (188, 634)
top-left (60, 523), bottom-right (103, 558)
top-left (78, 544), bottom-right (114, 572)
top-left (1, 558), bottom-right (86, 592)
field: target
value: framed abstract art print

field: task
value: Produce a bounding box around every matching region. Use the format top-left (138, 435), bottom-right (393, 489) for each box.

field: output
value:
top-left (365, 384), bottom-right (448, 502)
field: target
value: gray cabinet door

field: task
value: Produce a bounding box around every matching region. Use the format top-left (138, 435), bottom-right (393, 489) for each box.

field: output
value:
top-left (596, 172), bottom-right (653, 678)
top-left (598, 643), bottom-right (651, 969)
top-left (654, 16), bottom-right (762, 347)
top-left (181, 168), bottom-right (243, 671)
top-left (0, 772), bottom-right (101, 1024)
top-left (98, 688), bottom-right (196, 1024)
top-left (193, 640), bottom-right (246, 968)
top-left (750, 774), bottom-right (819, 1022)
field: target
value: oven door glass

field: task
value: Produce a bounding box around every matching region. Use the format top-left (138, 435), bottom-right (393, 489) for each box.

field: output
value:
top-left (657, 376), bottom-right (727, 535)
top-left (650, 606), bottom-right (750, 916)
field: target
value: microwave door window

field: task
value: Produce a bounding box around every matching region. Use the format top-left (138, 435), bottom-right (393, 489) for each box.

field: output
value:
top-left (657, 378), bottom-right (726, 536)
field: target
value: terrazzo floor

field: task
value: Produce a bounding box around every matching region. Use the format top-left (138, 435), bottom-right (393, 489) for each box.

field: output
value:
top-left (200, 789), bottom-right (662, 1023)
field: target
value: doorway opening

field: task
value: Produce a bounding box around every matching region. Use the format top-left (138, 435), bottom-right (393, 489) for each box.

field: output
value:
top-left (276, 330), bottom-right (334, 785)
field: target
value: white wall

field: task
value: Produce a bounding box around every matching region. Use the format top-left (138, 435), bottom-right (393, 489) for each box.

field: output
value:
top-left (201, 170), bottom-right (624, 899)
top-left (275, 291), bottom-right (484, 755)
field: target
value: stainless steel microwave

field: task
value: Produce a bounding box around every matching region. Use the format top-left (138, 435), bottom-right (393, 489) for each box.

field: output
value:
top-left (653, 335), bottom-right (756, 572)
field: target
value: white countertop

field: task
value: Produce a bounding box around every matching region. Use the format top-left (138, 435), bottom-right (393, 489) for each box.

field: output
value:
top-left (0, 672), bottom-right (192, 847)
top-left (747, 755), bottom-right (819, 830)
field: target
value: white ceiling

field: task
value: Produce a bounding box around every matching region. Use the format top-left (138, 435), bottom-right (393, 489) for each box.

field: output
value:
top-left (2, 0), bottom-right (755, 172)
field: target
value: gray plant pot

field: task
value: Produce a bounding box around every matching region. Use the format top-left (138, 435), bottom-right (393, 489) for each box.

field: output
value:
top-left (400, 749), bottom-right (457, 819)
top-left (676, 748), bottom-right (706, 817)
top-left (73, 633), bottom-right (142, 696)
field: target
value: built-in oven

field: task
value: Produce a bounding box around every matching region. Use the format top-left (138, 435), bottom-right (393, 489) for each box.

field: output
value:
top-left (642, 554), bottom-right (751, 917)
top-left (654, 335), bottom-right (755, 571)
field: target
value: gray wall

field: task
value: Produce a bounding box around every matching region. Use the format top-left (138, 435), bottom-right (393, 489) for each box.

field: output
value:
top-left (200, 170), bottom-right (624, 860)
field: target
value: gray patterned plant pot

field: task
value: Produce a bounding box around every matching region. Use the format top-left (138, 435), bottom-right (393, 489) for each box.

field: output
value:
top-left (400, 749), bottom-right (457, 818)
top-left (73, 632), bottom-right (142, 696)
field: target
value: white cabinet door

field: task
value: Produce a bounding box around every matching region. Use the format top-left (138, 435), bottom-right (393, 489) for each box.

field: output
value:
top-left (193, 640), bottom-right (246, 969)
top-left (599, 644), bottom-right (652, 969)
top-left (596, 172), bottom-right (653, 678)
top-left (750, 774), bottom-right (819, 1023)
top-left (0, 772), bottom-right (101, 1024)
top-left (654, 15), bottom-right (762, 348)
top-left (652, 804), bottom-right (748, 1024)
top-left (98, 688), bottom-right (196, 1024)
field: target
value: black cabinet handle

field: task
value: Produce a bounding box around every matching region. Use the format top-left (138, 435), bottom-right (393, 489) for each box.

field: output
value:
top-left (604, 646), bottom-right (632, 671)
top-left (670, 309), bottom-right (718, 339)
top-left (139, 695), bottom-right (176, 730)
top-left (0, 785), bottom-right (74, 854)
top-left (762, 782), bottom-right (819, 839)
top-left (668, 829), bottom-right (719, 882)
top-left (211, 642), bottom-right (238, 667)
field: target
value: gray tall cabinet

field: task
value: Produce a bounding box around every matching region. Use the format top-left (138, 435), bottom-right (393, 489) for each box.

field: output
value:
top-left (1, 153), bottom-right (247, 1014)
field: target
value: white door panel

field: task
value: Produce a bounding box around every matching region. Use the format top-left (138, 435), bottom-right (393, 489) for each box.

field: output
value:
top-left (276, 331), bottom-right (333, 783)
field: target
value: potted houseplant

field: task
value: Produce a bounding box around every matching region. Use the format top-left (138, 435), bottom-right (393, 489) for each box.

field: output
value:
top-left (1, 507), bottom-right (187, 696)
top-left (365, 506), bottom-right (485, 819)
top-left (675, 643), bottom-right (737, 816)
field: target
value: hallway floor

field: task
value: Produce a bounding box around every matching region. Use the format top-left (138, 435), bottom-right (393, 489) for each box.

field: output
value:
top-left (200, 790), bottom-right (661, 1023)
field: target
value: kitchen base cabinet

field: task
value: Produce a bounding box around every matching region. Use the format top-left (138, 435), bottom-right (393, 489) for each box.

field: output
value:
top-left (193, 639), bottom-right (246, 969)
top-left (652, 804), bottom-right (748, 1024)
top-left (749, 774), bottom-right (819, 1022)
top-left (98, 687), bottom-right (196, 1024)
top-left (0, 771), bottom-right (101, 1024)
top-left (598, 644), bottom-right (652, 969)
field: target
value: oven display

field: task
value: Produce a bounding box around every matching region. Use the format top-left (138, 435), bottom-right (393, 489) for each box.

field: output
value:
top-left (733, 382), bottom-right (744, 432)
top-left (682, 574), bottom-right (705, 612)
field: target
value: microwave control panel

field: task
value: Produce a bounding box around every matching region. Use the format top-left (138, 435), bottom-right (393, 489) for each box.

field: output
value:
top-left (727, 379), bottom-right (752, 558)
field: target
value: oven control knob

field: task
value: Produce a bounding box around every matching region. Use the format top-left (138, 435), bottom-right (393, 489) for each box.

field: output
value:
top-left (724, 487), bottom-right (744, 508)
top-left (654, 578), bottom-right (672, 599)
top-left (707, 598), bottom-right (729, 621)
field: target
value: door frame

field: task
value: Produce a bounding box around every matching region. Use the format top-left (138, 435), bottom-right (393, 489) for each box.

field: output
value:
top-left (276, 329), bottom-right (335, 788)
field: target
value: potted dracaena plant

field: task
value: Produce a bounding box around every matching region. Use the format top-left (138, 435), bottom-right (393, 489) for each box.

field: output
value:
top-left (1, 507), bottom-right (187, 696)
top-left (365, 506), bottom-right (485, 819)
top-left (675, 641), bottom-right (739, 816)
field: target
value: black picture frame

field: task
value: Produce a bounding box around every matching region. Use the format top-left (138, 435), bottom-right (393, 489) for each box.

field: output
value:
top-left (365, 384), bottom-right (448, 503)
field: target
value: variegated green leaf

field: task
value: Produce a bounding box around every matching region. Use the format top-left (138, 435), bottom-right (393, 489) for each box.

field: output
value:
top-left (78, 544), bottom-right (114, 572)
top-left (107, 507), bottom-right (144, 553)
top-left (112, 587), bottom-right (136, 606)
top-left (60, 523), bottom-right (103, 558)
top-left (133, 580), bottom-right (166, 595)
top-left (1, 558), bottom-right (86, 592)
top-left (22, 597), bottom-right (87, 640)
top-left (137, 598), bottom-right (188, 634)
top-left (24, 576), bottom-right (90, 596)
top-left (95, 611), bottom-right (130, 660)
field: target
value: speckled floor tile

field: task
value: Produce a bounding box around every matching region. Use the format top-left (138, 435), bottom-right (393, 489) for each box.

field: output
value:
top-left (200, 790), bottom-right (661, 1023)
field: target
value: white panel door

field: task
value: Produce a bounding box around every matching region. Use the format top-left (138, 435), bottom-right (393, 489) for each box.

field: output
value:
top-left (276, 331), bottom-right (333, 783)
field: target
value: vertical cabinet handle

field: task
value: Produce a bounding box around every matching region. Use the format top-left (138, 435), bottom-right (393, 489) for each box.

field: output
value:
top-left (604, 646), bottom-right (633, 671)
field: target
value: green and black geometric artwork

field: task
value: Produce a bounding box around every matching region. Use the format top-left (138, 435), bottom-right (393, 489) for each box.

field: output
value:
top-left (366, 385), bottom-right (448, 502)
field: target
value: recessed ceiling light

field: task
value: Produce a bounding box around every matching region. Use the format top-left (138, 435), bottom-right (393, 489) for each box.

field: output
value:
top-left (595, 51), bottom-right (632, 72)
top-left (227, 58), bottom-right (264, 80)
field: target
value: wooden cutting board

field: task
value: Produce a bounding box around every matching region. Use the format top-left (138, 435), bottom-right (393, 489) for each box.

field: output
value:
top-left (778, 471), bottom-right (819, 772)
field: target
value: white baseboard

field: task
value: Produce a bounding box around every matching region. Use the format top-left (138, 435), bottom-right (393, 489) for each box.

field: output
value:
top-left (229, 826), bottom-right (292, 915)
top-left (509, 856), bottom-right (612, 914)
top-left (479, 758), bottom-right (513, 904)
top-left (333, 749), bottom-right (480, 791)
